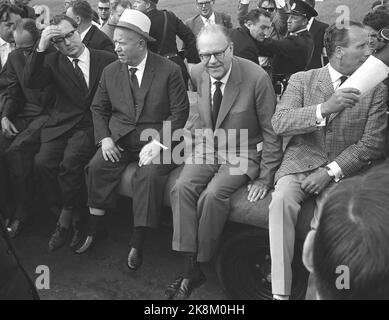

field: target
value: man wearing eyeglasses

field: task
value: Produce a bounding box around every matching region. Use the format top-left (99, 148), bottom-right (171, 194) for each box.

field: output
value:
top-left (0, 19), bottom-right (51, 238)
top-left (185, 0), bottom-right (232, 37)
top-left (97, 0), bottom-right (111, 27)
top-left (166, 24), bottom-right (282, 300)
top-left (24, 15), bottom-right (117, 252)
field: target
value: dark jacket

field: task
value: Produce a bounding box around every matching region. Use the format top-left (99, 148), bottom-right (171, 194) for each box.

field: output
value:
top-left (230, 26), bottom-right (260, 65)
top-left (0, 216), bottom-right (39, 300)
top-left (255, 30), bottom-right (314, 76)
top-left (24, 48), bottom-right (117, 142)
top-left (307, 19), bottom-right (329, 70)
top-left (82, 25), bottom-right (115, 54)
top-left (185, 11), bottom-right (233, 37)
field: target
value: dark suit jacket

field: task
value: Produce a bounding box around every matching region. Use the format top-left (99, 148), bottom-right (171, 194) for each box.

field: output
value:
top-left (0, 216), bottom-right (39, 300)
top-left (307, 19), bottom-right (329, 70)
top-left (256, 30), bottom-right (314, 76)
top-left (191, 57), bottom-right (283, 185)
top-left (24, 48), bottom-right (117, 143)
top-left (185, 11), bottom-right (233, 37)
top-left (82, 25), bottom-right (115, 54)
top-left (230, 26), bottom-right (259, 65)
top-left (91, 51), bottom-right (189, 147)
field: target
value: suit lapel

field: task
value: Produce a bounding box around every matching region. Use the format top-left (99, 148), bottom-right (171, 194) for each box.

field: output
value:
top-left (82, 26), bottom-right (94, 46)
top-left (199, 69), bottom-right (213, 129)
top-left (215, 58), bottom-right (241, 128)
top-left (135, 52), bottom-right (156, 122)
top-left (120, 63), bottom-right (136, 120)
top-left (59, 54), bottom-right (84, 92)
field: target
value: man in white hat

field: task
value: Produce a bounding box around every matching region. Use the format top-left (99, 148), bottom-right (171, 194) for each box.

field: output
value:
top-left (78, 10), bottom-right (189, 273)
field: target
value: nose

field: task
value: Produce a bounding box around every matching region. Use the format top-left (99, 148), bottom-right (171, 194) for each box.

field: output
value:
top-left (115, 43), bottom-right (121, 52)
top-left (208, 54), bottom-right (218, 65)
top-left (64, 37), bottom-right (71, 45)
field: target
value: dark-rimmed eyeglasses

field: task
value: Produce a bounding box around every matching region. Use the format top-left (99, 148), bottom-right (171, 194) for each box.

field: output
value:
top-left (260, 7), bottom-right (276, 13)
top-left (98, 7), bottom-right (110, 11)
top-left (50, 30), bottom-right (77, 44)
top-left (197, 1), bottom-right (213, 7)
top-left (199, 44), bottom-right (230, 63)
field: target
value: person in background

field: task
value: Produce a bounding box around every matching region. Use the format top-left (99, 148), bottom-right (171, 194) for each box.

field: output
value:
top-left (10, 0), bottom-right (35, 19)
top-left (97, 0), bottom-right (111, 27)
top-left (363, 10), bottom-right (389, 54)
top-left (303, 164), bottom-right (389, 300)
top-left (101, 0), bottom-right (131, 40)
top-left (133, 0), bottom-right (200, 88)
top-left (66, 0), bottom-right (115, 53)
top-left (185, 0), bottom-right (233, 37)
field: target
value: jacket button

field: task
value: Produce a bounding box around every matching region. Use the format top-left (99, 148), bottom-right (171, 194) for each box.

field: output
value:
top-left (327, 129), bottom-right (332, 133)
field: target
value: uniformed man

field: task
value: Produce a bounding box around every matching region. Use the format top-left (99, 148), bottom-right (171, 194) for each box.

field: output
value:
top-left (254, 0), bottom-right (316, 98)
top-left (132, 0), bottom-right (200, 87)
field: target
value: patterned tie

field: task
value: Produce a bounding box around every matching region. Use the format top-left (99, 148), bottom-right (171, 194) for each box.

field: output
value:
top-left (73, 59), bottom-right (88, 94)
top-left (129, 67), bottom-right (139, 88)
top-left (212, 81), bottom-right (223, 129)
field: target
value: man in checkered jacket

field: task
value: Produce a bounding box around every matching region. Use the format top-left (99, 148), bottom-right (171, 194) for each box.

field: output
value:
top-left (268, 22), bottom-right (389, 300)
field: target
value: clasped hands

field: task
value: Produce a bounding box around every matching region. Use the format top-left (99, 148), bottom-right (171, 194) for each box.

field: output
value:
top-left (101, 137), bottom-right (162, 166)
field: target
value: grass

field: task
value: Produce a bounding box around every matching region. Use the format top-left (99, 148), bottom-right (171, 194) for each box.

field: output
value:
top-left (31, 0), bottom-right (376, 25)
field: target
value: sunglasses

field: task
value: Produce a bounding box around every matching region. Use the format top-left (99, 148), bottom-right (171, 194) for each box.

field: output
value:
top-left (260, 7), bottom-right (276, 13)
top-left (51, 30), bottom-right (77, 44)
top-left (98, 7), bottom-right (110, 11)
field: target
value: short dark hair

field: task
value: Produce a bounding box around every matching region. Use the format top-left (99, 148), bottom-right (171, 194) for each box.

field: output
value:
top-left (70, 0), bottom-right (93, 22)
top-left (0, 2), bottom-right (23, 22)
top-left (15, 18), bottom-right (40, 42)
top-left (98, 0), bottom-right (110, 4)
top-left (313, 164), bottom-right (389, 300)
top-left (324, 21), bottom-right (365, 59)
top-left (50, 14), bottom-right (78, 29)
top-left (363, 10), bottom-right (389, 31)
top-left (240, 8), bottom-right (272, 26)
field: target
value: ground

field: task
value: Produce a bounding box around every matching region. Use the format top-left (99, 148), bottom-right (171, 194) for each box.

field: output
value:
top-left (31, 0), bottom-right (376, 25)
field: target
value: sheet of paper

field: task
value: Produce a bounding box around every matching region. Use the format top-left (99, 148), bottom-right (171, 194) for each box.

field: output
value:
top-left (338, 55), bottom-right (389, 95)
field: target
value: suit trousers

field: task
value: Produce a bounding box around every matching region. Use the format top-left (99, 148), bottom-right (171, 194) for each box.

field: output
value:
top-left (86, 136), bottom-right (176, 229)
top-left (0, 116), bottom-right (47, 221)
top-left (269, 172), bottom-right (337, 296)
top-left (34, 125), bottom-right (95, 209)
top-left (171, 160), bottom-right (249, 263)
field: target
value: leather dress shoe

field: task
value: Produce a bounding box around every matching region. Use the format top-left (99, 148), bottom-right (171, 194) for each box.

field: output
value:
top-left (69, 228), bottom-right (84, 248)
top-left (165, 277), bottom-right (183, 300)
top-left (127, 247), bottom-right (143, 271)
top-left (48, 225), bottom-right (70, 252)
top-left (75, 229), bottom-right (107, 254)
top-left (8, 219), bottom-right (23, 238)
top-left (174, 272), bottom-right (206, 300)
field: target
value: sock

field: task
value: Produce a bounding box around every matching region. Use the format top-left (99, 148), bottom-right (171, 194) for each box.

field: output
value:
top-left (273, 294), bottom-right (290, 300)
top-left (88, 214), bottom-right (105, 236)
top-left (130, 227), bottom-right (149, 250)
top-left (183, 252), bottom-right (200, 279)
top-left (58, 207), bottom-right (73, 229)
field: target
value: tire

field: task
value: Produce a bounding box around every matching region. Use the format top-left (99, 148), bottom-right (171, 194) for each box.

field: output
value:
top-left (215, 227), bottom-right (309, 300)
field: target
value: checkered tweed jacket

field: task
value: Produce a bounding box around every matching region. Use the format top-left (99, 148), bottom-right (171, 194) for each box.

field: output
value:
top-left (272, 65), bottom-right (388, 182)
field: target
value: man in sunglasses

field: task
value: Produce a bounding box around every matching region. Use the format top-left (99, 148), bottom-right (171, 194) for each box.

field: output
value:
top-left (0, 18), bottom-right (51, 238)
top-left (166, 24), bottom-right (282, 300)
top-left (24, 15), bottom-right (117, 252)
top-left (185, 0), bottom-right (232, 37)
top-left (97, 0), bottom-right (111, 27)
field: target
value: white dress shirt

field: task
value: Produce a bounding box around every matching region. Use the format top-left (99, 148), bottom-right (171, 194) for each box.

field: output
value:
top-left (307, 18), bottom-right (314, 31)
top-left (315, 63), bottom-right (350, 181)
top-left (0, 37), bottom-right (14, 68)
top-left (68, 45), bottom-right (90, 88)
top-left (80, 25), bottom-right (93, 41)
top-left (127, 52), bottom-right (148, 86)
top-left (200, 13), bottom-right (216, 26)
top-left (210, 63), bottom-right (232, 106)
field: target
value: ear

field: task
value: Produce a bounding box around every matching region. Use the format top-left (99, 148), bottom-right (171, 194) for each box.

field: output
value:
top-left (302, 230), bottom-right (316, 274)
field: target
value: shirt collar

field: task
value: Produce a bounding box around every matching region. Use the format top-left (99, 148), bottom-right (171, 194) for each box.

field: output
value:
top-left (210, 62), bottom-right (232, 86)
top-left (0, 37), bottom-right (8, 47)
top-left (307, 18), bottom-right (314, 31)
top-left (80, 25), bottom-right (93, 41)
top-left (201, 12), bottom-right (215, 24)
top-left (128, 51), bottom-right (148, 70)
top-left (67, 45), bottom-right (89, 63)
top-left (328, 63), bottom-right (346, 85)
top-left (290, 28), bottom-right (308, 36)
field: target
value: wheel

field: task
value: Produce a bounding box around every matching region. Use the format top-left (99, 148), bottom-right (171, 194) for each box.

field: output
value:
top-left (215, 227), bottom-right (309, 300)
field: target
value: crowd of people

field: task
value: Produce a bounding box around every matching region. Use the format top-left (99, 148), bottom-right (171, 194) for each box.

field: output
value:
top-left (1, 0), bottom-right (389, 300)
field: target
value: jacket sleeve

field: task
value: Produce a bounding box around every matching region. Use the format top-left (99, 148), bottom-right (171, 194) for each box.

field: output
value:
top-left (91, 68), bottom-right (113, 144)
top-left (174, 13), bottom-right (200, 63)
top-left (3, 58), bottom-right (25, 119)
top-left (255, 72), bottom-right (283, 187)
top-left (24, 50), bottom-right (52, 89)
top-left (334, 85), bottom-right (388, 177)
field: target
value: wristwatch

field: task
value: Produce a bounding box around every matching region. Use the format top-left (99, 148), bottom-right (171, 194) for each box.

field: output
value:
top-left (325, 166), bottom-right (335, 178)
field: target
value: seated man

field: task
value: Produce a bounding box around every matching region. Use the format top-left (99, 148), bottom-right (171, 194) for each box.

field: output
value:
top-left (166, 24), bottom-right (282, 300)
top-left (0, 19), bottom-right (49, 237)
top-left (185, 0), bottom-right (233, 37)
top-left (78, 10), bottom-right (189, 274)
top-left (303, 164), bottom-right (389, 300)
top-left (269, 22), bottom-right (388, 300)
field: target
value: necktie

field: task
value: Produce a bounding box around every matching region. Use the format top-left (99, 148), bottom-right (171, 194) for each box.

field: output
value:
top-left (73, 59), bottom-right (88, 94)
top-left (339, 75), bottom-right (348, 88)
top-left (129, 67), bottom-right (139, 88)
top-left (212, 81), bottom-right (223, 129)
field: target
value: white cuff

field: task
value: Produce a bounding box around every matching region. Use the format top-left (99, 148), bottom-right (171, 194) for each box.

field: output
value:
top-left (240, 0), bottom-right (250, 4)
top-left (316, 104), bottom-right (326, 127)
top-left (152, 139), bottom-right (168, 150)
top-left (327, 161), bottom-right (344, 182)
